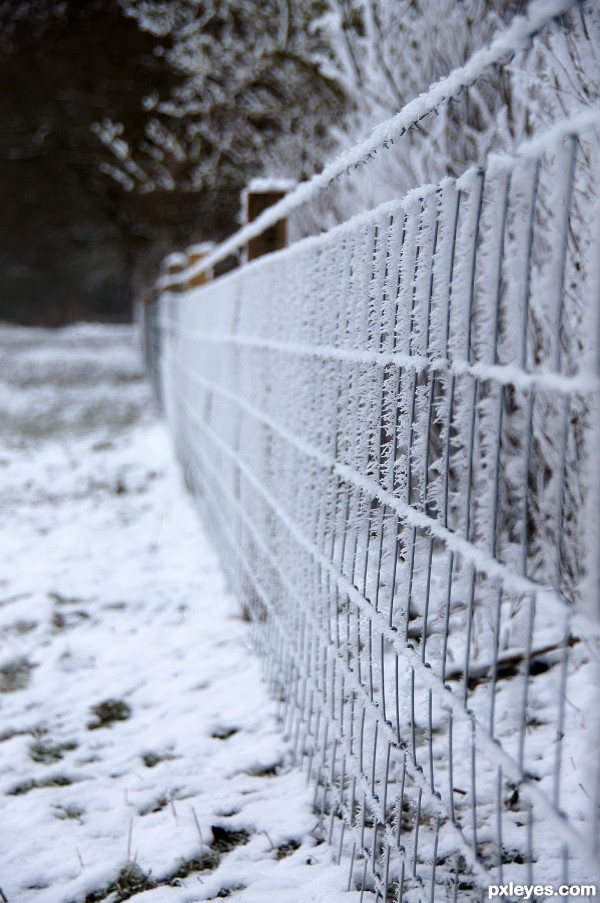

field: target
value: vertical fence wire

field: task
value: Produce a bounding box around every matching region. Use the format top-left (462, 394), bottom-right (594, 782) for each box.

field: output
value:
top-left (145, 119), bottom-right (600, 900)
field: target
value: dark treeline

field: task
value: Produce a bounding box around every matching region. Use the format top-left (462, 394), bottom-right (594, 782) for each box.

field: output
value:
top-left (0, 0), bottom-right (240, 325)
top-left (6, 0), bottom-right (593, 326)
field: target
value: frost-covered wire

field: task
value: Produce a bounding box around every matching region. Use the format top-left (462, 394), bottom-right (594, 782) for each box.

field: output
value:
top-left (165, 0), bottom-right (582, 287)
top-left (145, 109), bottom-right (600, 899)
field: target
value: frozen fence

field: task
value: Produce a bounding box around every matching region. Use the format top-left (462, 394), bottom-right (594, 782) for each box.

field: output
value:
top-left (144, 113), bottom-right (600, 900)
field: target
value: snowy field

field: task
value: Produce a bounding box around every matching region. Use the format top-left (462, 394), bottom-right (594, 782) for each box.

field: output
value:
top-left (0, 324), bottom-right (356, 903)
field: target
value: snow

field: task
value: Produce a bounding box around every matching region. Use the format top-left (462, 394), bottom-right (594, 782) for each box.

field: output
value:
top-left (187, 243), bottom-right (216, 257)
top-left (240, 179), bottom-right (296, 218)
top-left (0, 324), bottom-right (357, 903)
top-left (163, 252), bottom-right (188, 269)
top-left (242, 178), bottom-right (296, 197)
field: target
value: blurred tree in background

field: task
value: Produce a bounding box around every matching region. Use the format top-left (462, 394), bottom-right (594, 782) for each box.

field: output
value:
top-left (0, 0), bottom-right (341, 324)
top-left (1, 0), bottom-right (202, 323)
top-left (1, 0), bottom-right (597, 325)
top-left (99, 0), bottom-right (341, 191)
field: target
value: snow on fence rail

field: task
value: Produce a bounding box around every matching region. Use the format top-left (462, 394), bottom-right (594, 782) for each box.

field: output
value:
top-left (144, 114), bottom-right (600, 900)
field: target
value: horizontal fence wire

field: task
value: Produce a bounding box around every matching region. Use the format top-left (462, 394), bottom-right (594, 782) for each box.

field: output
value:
top-left (160, 0), bottom-right (582, 289)
top-left (144, 116), bottom-right (600, 900)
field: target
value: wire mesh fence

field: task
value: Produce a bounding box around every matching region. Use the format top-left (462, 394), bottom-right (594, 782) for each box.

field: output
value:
top-left (144, 115), bottom-right (600, 900)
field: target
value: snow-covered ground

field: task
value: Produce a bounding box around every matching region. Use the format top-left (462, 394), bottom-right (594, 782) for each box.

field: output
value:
top-left (0, 324), bottom-right (357, 903)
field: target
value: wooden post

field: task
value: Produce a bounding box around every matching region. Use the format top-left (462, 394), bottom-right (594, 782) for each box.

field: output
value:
top-left (186, 241), bottom-right (216, 289)
top-left (243, 178), bottom-right (295, 262)
top-left (161, 251), bottom-right (188, 293)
